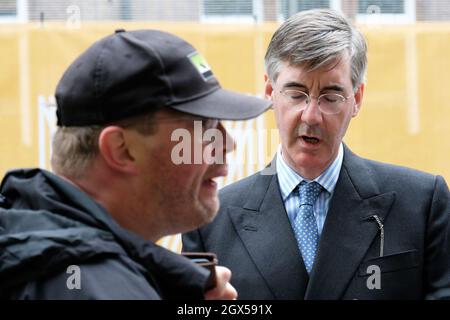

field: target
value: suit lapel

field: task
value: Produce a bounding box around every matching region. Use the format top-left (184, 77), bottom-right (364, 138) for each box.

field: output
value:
top-left (227, 168), bottom-right (309, 299)
top-left (305, 146), bottom-right (396, 299)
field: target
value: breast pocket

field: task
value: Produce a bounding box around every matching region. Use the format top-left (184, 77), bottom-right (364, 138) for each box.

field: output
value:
top-left (345, 249), bottom-right (421, 299)
top-left (358, 249), bottom-right (419, 276)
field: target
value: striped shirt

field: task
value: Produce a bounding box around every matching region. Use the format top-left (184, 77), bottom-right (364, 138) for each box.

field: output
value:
top-left (276, 143), bottom-right (344, 236)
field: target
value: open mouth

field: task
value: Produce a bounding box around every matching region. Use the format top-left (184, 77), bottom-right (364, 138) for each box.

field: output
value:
top-left (204, 178), bottom-right (217, 186)
top-left (203, 166), bottom-right (228, 188)
top-left (302, 135), bottom-right (320, 144)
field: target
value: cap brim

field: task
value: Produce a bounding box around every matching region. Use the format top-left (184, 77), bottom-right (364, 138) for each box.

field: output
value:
top-left (169, 88), bottom-right (272, 120)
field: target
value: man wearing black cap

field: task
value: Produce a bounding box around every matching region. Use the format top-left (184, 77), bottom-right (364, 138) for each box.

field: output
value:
top-left (0, 29), bottom-right (271, 299)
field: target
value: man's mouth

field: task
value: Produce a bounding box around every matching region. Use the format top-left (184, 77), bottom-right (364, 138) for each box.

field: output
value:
top-left (301, 135), bottom-right (320, 144)
top-left (203, 166), bottom-right (228, 187)
top-left (204, 178), bottom-right (218, 187)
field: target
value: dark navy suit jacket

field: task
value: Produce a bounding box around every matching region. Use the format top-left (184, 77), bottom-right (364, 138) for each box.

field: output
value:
top-left (183, 146), bottom-right (450, 299)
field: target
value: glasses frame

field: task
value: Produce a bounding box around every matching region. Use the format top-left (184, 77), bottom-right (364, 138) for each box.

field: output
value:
top-left (278, 89), bottom-right (353, 115)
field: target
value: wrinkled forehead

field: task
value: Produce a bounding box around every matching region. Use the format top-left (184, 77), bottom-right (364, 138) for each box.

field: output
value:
top-left (273, 50), bottom-right (351, 82)
top-left (273, 56), bottom-right (353, 92)
top-left (281, 53), bottom-right (350, 76)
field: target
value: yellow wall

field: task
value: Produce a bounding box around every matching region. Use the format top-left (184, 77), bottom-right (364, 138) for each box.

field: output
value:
top-left (349, 24), bottom-right (450, 180)
top-left (1, 22), bottom-right (449, 182)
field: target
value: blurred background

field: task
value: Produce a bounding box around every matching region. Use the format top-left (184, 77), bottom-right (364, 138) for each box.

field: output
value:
top-left (1, 0), bottom-right (449, 250)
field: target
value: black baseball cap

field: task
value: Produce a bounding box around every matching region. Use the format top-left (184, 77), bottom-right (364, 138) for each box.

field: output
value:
top-left (55, 29), bottom-right (271, 126)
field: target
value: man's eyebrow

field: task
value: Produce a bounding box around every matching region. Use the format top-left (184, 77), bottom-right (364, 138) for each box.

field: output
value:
top-left (281, 82), bottom-right (345, 92)
top-left (322, 85), bottom-right (345, 92)
top-left (282, 82), bottom-right (308, 90)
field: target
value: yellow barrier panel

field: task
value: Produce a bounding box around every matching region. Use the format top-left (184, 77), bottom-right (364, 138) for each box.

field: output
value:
top-left (2, 22), bottom-right (449, 181)
top-left (1, 22), bottom-right (449, 252)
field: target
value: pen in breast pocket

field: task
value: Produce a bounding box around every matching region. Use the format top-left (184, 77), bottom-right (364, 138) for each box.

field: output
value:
top-left (370, 215), bottom-right (384, 257)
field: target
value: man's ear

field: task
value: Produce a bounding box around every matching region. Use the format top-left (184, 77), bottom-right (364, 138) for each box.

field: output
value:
top-left (264, 74), bottom-right (274, 103)
top-left (98, 126), bottom-right (138, 174)
top-left (352, 83), bottom-right (365, 117)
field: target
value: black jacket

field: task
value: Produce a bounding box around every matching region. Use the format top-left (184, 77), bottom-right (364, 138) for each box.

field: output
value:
top-left (0, 169), bottom-right (210, 299)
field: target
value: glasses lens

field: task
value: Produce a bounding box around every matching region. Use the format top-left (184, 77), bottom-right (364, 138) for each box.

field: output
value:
top-left (284, 90), bottom-right (308, 109)
top-left (318, 94), bottom-right (345, 114)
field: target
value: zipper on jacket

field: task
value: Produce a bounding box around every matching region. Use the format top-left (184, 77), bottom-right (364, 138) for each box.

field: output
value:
top-left (0, 194), bottom-right (9, 208)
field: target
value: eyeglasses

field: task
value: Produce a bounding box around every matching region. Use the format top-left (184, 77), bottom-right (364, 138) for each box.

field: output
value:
top-left (279, 89), bottom-right (352, 115)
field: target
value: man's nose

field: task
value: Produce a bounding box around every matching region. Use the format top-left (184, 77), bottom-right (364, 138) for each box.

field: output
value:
top-left (220, 123), bottom-right (236, 154)
top-left (300, 98), bottom-right (322, 125)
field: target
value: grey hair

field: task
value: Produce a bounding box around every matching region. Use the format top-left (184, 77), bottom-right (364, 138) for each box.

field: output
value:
top-left (51, 126), bottom-right (103, 179)
top-left (51, 109), bottom-right (160, 179)
top-left (265, 9), bottom-right (367, 89)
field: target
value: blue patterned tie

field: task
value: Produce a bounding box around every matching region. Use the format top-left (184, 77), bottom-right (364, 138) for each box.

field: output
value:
top-left (294, 181), bottom-right (322, 274)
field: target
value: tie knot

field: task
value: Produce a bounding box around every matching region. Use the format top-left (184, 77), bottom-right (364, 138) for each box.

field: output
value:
top-left (298, 181), bottom-right (322, 206)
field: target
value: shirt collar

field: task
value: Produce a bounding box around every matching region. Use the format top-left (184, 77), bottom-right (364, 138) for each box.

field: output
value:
top-left (276, 143), bottom-right (344, 200)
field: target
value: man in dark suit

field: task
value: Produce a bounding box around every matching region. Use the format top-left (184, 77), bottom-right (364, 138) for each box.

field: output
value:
top-left (183, 9), bottom-right (450, 299)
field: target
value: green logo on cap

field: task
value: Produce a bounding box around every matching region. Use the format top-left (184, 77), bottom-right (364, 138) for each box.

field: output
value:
top-left (188, 52), bottom-right (214, 81)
